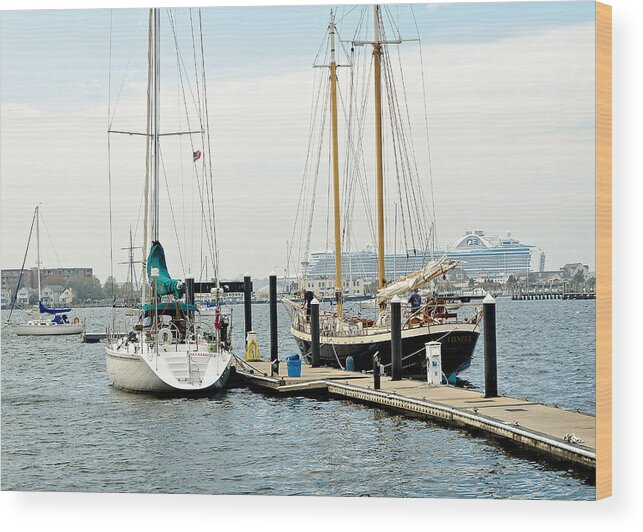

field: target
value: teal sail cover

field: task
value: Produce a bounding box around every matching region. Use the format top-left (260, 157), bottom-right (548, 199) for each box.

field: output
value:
top-left (147, 241), bottom-right (183, 298)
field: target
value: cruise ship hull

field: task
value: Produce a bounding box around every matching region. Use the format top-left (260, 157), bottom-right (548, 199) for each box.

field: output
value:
top-left (292, 323), bottom-right (479, 377)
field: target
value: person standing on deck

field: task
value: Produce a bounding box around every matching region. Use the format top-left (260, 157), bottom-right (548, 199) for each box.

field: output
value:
top-left (408, 288), bottom-right (421, 312)
top-left (303, 290), bottom-right (316, 321)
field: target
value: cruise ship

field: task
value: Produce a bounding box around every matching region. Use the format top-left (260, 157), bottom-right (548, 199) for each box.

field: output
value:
top-left (303, 231), bottom-right (545, 285)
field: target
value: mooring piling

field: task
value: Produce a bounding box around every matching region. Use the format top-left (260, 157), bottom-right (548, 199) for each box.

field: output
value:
top-left (243, 273), bottom-right (252, 337)
top-left (184, 276), bottom-right (195, 319)
top-left (310, 298), bottom-right (320, 368)
top-left (390, 295), bottom-right (402, 381)
top-left (373, 352), bottom-right (381, 390)
top-left (483, 293), bottom-right (498, 398)
top-left (269, 273), bottom-right (278, 364)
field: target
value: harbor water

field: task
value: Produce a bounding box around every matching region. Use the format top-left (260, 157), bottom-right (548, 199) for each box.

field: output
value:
top-left (1, 297), bottom-right (595, 499)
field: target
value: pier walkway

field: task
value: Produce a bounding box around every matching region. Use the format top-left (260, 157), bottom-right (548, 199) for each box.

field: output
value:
top-left (232, 359), bottom-right (595, 470)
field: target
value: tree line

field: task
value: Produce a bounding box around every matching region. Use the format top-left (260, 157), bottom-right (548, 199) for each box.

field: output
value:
top-left (38, 274), bottom-right (139, 303)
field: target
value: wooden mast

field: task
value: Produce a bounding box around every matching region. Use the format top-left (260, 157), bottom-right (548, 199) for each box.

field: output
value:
top-left (373, 5), bottom-right (385, 291)
top-left (329, 12), bottom-right (343, 318)
top-left (351, 5), bottom-right (402, 298)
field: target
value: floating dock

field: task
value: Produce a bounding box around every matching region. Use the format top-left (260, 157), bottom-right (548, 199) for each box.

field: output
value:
top-left (510, 292), bottom-right (596, 300)
top-left (232, 358), bottom-right (595, 470)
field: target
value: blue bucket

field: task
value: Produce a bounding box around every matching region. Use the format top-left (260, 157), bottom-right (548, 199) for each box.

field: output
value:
top-left (286, 354), bottom-right (302, 377)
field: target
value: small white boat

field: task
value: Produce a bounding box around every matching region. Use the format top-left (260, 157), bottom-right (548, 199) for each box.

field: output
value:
top-left (9, 206), bottom-right (83, 336)
top-left (14, 319), bottom-right (83, 336)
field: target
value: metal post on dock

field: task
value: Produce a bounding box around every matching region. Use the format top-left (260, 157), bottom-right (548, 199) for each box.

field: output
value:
top-left (483, 293), bottom-right (498, 398)
top-left (243, 273), bottom-right (252, 337)
top-left (184, 276), bottom-right (195, 307)
top-left (373, 352), bottom-right (381, 390)
top-left (390, 295), bottom-right (402, 381)
top-left (184, 275), bottom-right (195, 321)
top-left (310, 298), bottom-right (320, 368)
top-left (269, 273), bottom-right (278, 364)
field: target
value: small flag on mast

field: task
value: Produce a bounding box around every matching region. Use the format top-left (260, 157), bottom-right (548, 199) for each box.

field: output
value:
top-left (193, 150), bottom-right (202, 162)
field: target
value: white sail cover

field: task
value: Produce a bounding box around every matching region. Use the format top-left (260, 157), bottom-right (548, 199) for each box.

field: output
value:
top-left (376, 256), bottom-right (459, 306)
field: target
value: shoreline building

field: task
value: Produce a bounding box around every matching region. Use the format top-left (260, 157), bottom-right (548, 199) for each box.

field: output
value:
top-left (1, 267), bottom-right (93, 307)
top-left (303, 231), bottom-right (545, 285)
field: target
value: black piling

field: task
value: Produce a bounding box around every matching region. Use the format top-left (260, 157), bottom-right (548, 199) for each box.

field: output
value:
top-left (310, 298), bottom-right (320, 368)
top-left (269, 273), bottom-right (278, 363)
top-left (243, 274), bottom-right (252, 337)
top-left (390, 296), bottom-right (402, 381)
top-left (483, 293), bottom-right (498, 398)
top-left (185, 276), bottom-right (195, 320)
top-left (373, 352), bottom-right (381, 390)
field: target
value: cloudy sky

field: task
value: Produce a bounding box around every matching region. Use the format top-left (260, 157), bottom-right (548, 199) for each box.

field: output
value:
top-left (0, 1), bottom-right (596, 282)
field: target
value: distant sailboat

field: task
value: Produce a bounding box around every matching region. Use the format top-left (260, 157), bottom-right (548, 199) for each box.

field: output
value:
top-left (285, 6), bottom-right (482, 377)
top-left (11, 205), bottom-right (84, 336)
top-left (104, 8), bottom-right (232, 394)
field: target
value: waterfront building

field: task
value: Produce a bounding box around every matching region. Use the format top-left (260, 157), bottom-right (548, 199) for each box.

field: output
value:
top-left (41, 285), bottom-right (65, 306)
top-left (0, 268), bottom-right (32, 305)
top-left (1, 267), bottom-right (93, 305)
top-left (16, 287), bottom-right (37, 306)
top-left (561, 263), bottom-right (591, 280)
top-left (300, 277), bottom-right (367, 298)
top-left (304, 231), bottom-right (545, 284)
top-left (37, 267), bottom-right (93, 284)
top-left (59, 287), bottom-right (75, 305)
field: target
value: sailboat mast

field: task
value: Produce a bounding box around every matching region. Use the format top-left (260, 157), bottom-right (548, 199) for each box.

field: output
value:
top-left (329, 12), bottom-right (343, 318)
top-left (141, 11), bottom-right (153, 306)
top-left (373, 5), bottom-right (386, 290)
top-left (36, 205), bottom-right (41, 302)
top-left (128, 226), bottom-right (135, 300)
top-left (150, 8), bottom-right (160, 243)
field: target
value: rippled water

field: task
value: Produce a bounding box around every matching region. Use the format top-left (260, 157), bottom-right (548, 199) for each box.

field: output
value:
top-left (1, 298), bottom-right (595, 499)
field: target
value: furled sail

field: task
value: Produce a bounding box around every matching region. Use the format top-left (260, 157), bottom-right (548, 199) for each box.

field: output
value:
top-left (376, 256), bottom-right (459, 306)
top-left (39, 301), bottom-right (72, 314)
top-left (147, 241), bottom-right (183, 299)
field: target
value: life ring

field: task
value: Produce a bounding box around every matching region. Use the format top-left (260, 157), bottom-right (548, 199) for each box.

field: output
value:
top-left (73, 317), bottom-right (80, 325)
top-left (158, 328), bottom-right (173, 345)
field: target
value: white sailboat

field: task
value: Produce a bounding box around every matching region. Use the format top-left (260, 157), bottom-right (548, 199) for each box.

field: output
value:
top-left (285, 6), bottom-right (482, 377)
top-left (12, 205), bottom-right (84, 336)
top-left (105, 8), bottom-right (232, 394)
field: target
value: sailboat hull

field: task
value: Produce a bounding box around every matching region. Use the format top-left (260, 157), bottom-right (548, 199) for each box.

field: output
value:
top-left (13, 322), bottom-right (83, 336)
top-left (105, 344), bottom-right (232, 395)
top-left (292, 323), bottom-right (479, 377)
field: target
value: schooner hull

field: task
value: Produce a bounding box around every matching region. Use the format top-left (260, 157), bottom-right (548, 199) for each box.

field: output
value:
top-left (292, 323), bottom-right (479, 377)
top-left (105, 346), bottom-right (232, 395)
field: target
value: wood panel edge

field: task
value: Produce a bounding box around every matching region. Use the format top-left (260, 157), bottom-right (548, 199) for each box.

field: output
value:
top-left (595, 0), bottom-right (612, 501)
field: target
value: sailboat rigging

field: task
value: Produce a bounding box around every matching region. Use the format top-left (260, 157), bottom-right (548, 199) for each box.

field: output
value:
top-left (104, 7), bottom-right (232, 394)
top-left (284, 5), bottom-right (482, 377)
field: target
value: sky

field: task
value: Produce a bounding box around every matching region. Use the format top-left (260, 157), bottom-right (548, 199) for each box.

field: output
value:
top-left (0, 0), bottom-right (597, 282)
